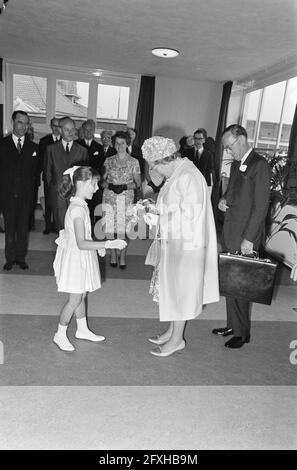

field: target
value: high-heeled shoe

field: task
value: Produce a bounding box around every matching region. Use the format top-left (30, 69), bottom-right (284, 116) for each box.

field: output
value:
top-left (148, 334), bottom-right (171, 345)
top-left (150, 340), bottom-right (185, 357)
top-left (119, 264), bottom-right (127, 270)
top-left (110, 261), bottom-right (117, 267)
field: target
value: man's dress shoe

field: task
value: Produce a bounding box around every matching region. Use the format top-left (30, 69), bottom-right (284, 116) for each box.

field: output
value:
top-left (16, 261), bottom-right (29, 270)
top-left (212, 327), bottom-right (233, 337)
top-left (224, 336), bottom-right (250, 349)
top-left (43, 228), bottom-right (51, 235)
top-left (3, 262), bottom-right (14, 271)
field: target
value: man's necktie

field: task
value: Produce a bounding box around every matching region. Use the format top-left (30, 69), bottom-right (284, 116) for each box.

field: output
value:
top-left (66, 142), bottom-right (70, 154)
top-left (17, 138), bottom-right (22, 154)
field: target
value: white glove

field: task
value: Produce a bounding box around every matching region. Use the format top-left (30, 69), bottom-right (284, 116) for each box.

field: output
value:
top-left (105, 239), bottom-right (127, 250)
top-left (290, 263), bottom-right (297, 282)
top-left (143, 213), bottom-right (158, 229)
top-left (97, 249), bottom-right (106, 257)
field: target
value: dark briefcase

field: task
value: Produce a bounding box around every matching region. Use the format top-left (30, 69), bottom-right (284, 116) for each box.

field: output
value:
top-left (219, 252), bottom-right (278, 305)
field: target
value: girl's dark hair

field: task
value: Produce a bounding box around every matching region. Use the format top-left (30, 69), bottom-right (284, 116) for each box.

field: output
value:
top-left (111, 130), bottom-right (131, 147)
top-left (59, 166), bottom-right (100, 199)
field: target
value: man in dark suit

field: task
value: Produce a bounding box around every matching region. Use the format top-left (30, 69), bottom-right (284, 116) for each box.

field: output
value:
top-left (213, 124), bottom-right (271, 348)
top-left (77, 119), bottom-right (104, 173)
top-left (101, 130), bottom-right (116, 159)
top-left (126, 127), bottom-right (145, 177)
top-left (38, 117), bottom-right (61, 234)
top-left (126, 127), bottom-right (145, 201)
top-left (183, 128), bottom-right (215, 189)
top-left (45, 116), bottom-right (88, 231)
top-left (0, 110), bottom-right (39, 270)
top-left (77, 119), bottom-right (105, 227)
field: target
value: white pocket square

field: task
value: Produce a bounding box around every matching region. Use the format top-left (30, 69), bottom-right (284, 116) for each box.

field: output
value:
top-left (32, 152), bottom-right (37, 156)
top-left (93, 151), bottom-right (99, 156)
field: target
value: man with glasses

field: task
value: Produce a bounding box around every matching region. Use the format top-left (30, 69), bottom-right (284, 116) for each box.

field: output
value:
top-left (39, 117), bottom-right (61, 234)
top-left (183, 128), bottom-right (215, 191)
top-left (213, 124), bottom-right (271, 348)
top-left (77, 119), bottom-right (105, 229)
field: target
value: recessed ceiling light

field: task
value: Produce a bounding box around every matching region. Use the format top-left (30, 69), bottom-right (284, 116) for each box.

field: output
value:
top-left (92, 71), bottom-right (103, 76)
top-left (152, 48), bottom-right (180, 58)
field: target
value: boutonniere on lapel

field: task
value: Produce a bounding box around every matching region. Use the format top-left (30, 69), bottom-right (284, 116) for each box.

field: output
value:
top-left (93, 151), bottom-right (99, 156)
top-left (32, 152), bottom-right (37, 157)
top-left (239, 164), bottom-right (247, 172)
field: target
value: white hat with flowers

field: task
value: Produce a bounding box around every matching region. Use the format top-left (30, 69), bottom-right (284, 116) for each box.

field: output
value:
top-left (141, 136), bottom-right (177, 162)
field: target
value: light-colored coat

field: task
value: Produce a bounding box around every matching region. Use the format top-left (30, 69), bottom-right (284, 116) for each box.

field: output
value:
top-left (157, 158), bottom-right (219, 321)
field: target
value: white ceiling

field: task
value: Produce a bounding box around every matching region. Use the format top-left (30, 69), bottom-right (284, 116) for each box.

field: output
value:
top-left (0, 0), bottom-right (296, 82)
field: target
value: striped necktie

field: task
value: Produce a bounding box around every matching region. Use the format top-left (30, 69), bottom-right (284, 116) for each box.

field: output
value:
top-left (17, 138), bottom-right (22, 154)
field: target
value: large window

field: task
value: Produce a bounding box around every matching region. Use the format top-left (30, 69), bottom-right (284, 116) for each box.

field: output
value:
top-left (95, 83), bottom-right (130, 136)
top-left (97, 84), bottom-right (130, 121)
top-left (4, 61), bottom-right (139, 142)
top-left (241, 77), bottom-right (297, 153)
top-left (55, 79), bottom-right (89, 133)
top-left (12, 74), bottom-right (48, 142)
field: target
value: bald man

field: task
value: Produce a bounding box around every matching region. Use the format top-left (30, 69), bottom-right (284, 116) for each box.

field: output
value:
top-left (45, 116), bottom-right (88, 231)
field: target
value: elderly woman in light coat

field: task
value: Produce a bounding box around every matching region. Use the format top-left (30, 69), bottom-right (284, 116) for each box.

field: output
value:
top-left (141, 136), bottom-right (219, 357)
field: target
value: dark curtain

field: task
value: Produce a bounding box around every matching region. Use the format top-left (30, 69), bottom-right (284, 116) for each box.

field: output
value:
top-left (285, 102), bottom-right (297, 192)
top-left (0, 58), bottom-right (3, 139)
top-left (214, 80), bottom-right (233, 179)
top-left (134, 75), bottom-right (155, 148)
top-left (212, 80), bottom-right (233, 226)
top-left (287, 103), bottom-right (297, 162)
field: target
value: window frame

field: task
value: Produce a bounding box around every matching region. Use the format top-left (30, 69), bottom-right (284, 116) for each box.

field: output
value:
top-left (240, 76), bottom-right (296, 153)
top-left (4, 60), bottom-right (140, 135)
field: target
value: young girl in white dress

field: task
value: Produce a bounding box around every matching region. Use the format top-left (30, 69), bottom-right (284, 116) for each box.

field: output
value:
top-left (53, 166), bottom-right (126, 352)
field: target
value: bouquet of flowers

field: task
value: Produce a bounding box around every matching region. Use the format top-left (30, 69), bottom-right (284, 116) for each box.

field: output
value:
top-left (126, 198), bottom-right (159, 231)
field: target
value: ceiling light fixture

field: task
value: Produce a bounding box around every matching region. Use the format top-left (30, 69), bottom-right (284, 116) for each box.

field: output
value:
top-left (92, 71), bottom-right (103, 77)
top-left (152, 48), bottom-right (179, 58)
top-left (0, 0), bottom-right (9, 15)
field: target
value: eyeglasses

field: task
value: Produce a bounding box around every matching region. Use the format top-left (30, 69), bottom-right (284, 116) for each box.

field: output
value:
top-left (224, 136), bottom-right (240, 152)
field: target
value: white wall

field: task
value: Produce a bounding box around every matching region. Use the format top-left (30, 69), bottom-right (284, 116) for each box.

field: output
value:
top-left (153, 76), bottom-right (222, 145)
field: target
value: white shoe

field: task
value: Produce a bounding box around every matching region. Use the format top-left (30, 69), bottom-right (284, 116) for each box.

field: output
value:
top-left (53, 333), bottom-right (75, 352)
top-left (148, 334), bottom-right (170, 345)
top-left (75, 330), bottom-right (105, 342)
top-left (150, 340), bottom-right (185, 357)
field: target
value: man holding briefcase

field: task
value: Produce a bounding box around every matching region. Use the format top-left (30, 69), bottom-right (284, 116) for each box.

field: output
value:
top-left (213, 124), bottom-right (271, 348)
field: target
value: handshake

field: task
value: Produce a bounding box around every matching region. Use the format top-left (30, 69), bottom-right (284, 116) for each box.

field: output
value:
top-left (98, 239), bottom-right (127, 257)
top-left (137, 199), bottom-right (159, 229)
top-left (105, 239), bottom-right (127, 250)
top-left (108, 183), bottom-right (128, 194)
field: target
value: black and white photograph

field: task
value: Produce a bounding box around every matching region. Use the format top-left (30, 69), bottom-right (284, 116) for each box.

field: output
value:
top-left (0, 0), bottom-right (296, 453)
